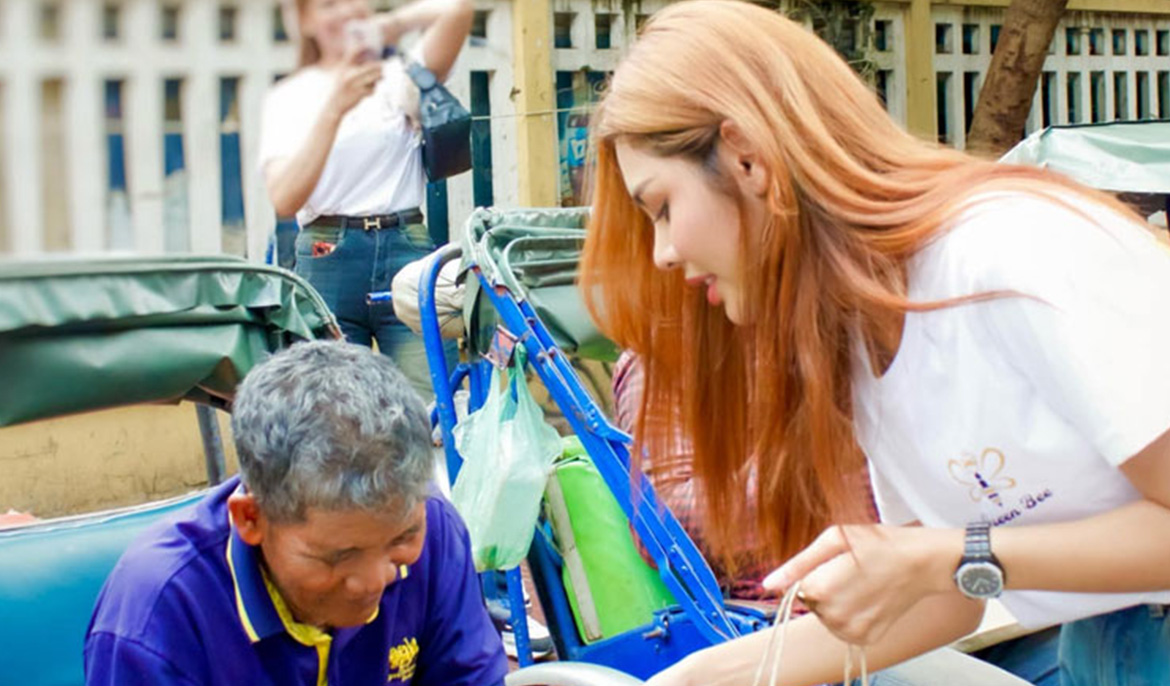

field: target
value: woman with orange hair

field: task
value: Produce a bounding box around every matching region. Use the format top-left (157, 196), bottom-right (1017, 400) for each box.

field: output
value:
top-left (581, 2), bottom-right (1170, 684)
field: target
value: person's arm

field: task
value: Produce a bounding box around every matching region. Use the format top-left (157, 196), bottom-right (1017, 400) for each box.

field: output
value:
top-left (646, 590), bottom-right (984, 686)
top-left (85, 633), bottom-right (202, 686)
top-left (993, 426), bottom-right (1170, 592)
top-left (377, 0), bottom-right (472, 82)
top-left (765, 431), bottom-right (1170, 647)
top-left (262, 47), bottom-right (382, 217)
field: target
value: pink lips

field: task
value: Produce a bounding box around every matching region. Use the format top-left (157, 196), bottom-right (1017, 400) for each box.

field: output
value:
top-left (686, 275), bottom-right (722, 306)
top-left (707, 282), bottom-right (722, 306)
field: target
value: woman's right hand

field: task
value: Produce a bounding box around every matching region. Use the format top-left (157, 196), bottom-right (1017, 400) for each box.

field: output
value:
top-left (328, 46), bottom-right (383, 119)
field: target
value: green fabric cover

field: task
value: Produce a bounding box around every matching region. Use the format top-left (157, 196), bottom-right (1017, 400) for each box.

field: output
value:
top-left (546, 437), bottom-right (676, 643)
top-left (0, 255), bottom-right (338, 428)
top-left (999, 121), bottom-right (1170, 193)
top-left (460, 208), bottom-right (618, 362)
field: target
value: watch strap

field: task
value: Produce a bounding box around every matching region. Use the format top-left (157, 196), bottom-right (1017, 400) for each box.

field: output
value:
top-left (963, 521), bottom-right (993, 561)
top-left (959, 520), bottom-right (1006, 585)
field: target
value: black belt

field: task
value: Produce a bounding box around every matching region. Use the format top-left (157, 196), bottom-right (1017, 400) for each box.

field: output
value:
top-left (310, 208), bottom-right (424, 231)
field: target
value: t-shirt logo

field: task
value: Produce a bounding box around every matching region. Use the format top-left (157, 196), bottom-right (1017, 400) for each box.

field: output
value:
top-left (947, 448), bottom-right (1017, 508)
top-left (387, 636), bottom-right (419, 683)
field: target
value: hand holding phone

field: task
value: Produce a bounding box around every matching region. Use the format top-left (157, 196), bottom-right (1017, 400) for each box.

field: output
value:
top-left (344, 19), bottom-right (383, 62)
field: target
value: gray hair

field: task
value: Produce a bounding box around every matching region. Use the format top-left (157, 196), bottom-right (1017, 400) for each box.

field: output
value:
top-left (231, 340), bottom-right (433, 523)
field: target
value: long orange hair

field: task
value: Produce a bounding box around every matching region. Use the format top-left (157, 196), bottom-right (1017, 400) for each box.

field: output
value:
top-left (581, 0), bottom-right (1140, 564)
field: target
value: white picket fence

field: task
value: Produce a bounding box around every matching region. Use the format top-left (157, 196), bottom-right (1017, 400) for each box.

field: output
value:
top-left (0, 0), bottom-right (538, 259)
top-left (1, 0), bottom-right (290, 257)
top-left (1, 0), bottom-right (1166, 259)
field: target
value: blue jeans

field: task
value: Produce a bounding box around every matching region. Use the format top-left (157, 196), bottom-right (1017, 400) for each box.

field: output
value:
top-left (1059, 605), bottom-right (1170, 686)
top-left (294, 219), bottom-right (456, 404)
top-left (975, 626), bottom-right (1062, 685)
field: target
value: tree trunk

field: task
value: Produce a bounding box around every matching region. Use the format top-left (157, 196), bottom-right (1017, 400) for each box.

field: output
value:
top-left (965, 0), bottom-right (1068, 158)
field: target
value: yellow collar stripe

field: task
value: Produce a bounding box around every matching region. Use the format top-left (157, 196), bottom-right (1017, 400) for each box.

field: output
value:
top-left (224, 531), bottom-right (261, 644)
top-left (260, 569), bottom-right (332, 686)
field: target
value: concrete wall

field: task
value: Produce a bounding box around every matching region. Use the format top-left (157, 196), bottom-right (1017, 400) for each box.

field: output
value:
top-left (0, 404), bottom-right (237, 518)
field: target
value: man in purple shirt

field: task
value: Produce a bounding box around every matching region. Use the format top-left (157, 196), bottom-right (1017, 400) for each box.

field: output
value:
top-left (85, 341), bottom-right (508, 686)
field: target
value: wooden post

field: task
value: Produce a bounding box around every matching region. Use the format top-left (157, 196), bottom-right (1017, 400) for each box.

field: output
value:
top-left (903, 0), bottom-right (936, 141)
top-left (511, 0), bottom-right (558, 208)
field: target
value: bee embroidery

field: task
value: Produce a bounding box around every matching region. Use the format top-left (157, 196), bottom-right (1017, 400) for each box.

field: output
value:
top-left (948, 448), bottom-right (1017, 508)
top-left (387, 636), bottom-right (419, 682)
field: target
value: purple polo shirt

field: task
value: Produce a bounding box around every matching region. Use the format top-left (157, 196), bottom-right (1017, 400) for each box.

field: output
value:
top-left (84, 476), bottom-right (507, 686)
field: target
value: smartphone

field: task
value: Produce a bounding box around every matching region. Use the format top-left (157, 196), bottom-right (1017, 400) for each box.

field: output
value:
top-left (345, 20), bottom-right (383, 62)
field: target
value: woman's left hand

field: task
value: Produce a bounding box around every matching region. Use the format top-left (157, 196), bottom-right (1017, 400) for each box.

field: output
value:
top-left (763, 524), bottom-right (966, 646)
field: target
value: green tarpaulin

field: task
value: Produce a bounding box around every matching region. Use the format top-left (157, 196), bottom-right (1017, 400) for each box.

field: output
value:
top-left (0, 255), bottom-right (338, 428)
top-left (460, 207), bottom-right (618, 362)
top-left (1000, 121), bottom-right (1170, 194)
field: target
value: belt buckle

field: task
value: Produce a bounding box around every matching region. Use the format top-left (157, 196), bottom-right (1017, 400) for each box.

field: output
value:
top-left (363, 216), bottom-right (382, 231)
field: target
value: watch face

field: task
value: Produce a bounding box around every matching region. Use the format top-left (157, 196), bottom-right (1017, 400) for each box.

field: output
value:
top-left (957, 561), bottom-right (1004, 599)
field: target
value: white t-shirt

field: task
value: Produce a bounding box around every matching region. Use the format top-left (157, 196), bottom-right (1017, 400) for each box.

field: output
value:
top-left (852, 192), bottom-right (1170, 629)
top-left (258, 57), bottom-right (425, 227)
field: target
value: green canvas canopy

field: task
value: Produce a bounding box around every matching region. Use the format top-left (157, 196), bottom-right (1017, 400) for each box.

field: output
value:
top-left (1000, 121), bottom-right (1170, 194)
top-left (0, 255), bottom-right (338, 428)
top-left (461, 207), bottom-right (618, 362)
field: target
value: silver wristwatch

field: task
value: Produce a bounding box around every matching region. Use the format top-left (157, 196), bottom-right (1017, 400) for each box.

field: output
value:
top-left (954, 521), bottom-right (1005, 600)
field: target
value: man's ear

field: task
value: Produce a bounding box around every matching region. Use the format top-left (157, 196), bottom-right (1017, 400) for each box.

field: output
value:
top-left (718, 119), bottom-right (770, 198)
top-left (228, 492), bottom-right (266, 546)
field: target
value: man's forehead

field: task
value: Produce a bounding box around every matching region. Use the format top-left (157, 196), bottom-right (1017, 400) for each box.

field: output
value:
top-left (289, 502), bottom-right (426, 547)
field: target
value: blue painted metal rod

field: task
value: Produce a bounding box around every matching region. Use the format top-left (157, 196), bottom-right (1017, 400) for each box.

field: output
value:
top-left (473, 270), bottom-right (740, 644)
top-left (417, 244), bottom-right (465, 479)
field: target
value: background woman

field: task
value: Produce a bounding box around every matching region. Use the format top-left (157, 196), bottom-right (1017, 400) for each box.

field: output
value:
top-left (259, 0), bottom-right (470, 400)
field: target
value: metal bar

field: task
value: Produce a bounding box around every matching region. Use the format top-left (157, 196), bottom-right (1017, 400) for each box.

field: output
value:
top-left (418, 243), bottom-right (464, 476)
top-left (505, 662), bottom-right (643, 686)
top-left (196, 405), bottom-right (227, 486)
top-left (474, 271), bottom-right (740, 644)
top-left (507, 565), bottom-right (535, 666)
top-left (442, 363), bottom-right (471, 482)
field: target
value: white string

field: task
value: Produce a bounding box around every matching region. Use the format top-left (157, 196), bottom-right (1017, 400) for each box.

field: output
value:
top-left (467, 104), bottom-right (599, 123)
top-left (843, 644), bottom-right (868, 686)
top-left (751, 581), bottom-right (870, 686)
top-left (750, 582), bottom-right (801, 686)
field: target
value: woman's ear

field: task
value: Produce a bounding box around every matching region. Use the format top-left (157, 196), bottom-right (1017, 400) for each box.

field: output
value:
top-left (718, 119), bottom-right (770, 198)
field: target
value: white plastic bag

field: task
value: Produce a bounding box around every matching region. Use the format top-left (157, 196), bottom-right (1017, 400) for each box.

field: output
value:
top-left (451, 351), bottom-right (561, 571)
